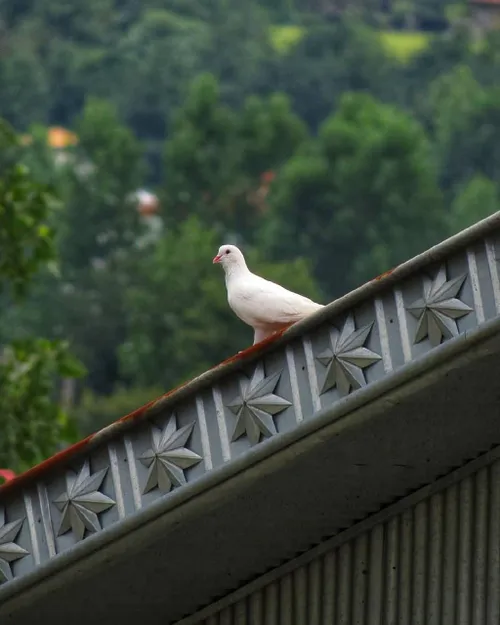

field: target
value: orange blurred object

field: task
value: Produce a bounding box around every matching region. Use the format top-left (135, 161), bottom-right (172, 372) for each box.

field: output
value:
top-left (260, 170), bottom-right (276, 184)
top-left (47, 127), bottom-right (79, 149)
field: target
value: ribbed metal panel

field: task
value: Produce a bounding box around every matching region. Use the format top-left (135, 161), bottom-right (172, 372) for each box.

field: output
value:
top-left (198, 457), bottom-right (500, 625)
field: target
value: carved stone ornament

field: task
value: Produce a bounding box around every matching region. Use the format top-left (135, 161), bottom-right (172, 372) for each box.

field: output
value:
top-left (139, 416), bottom-right (202, 495)
top-left (0, 507), bottom-right (28, 583)
top-left (227, 365), bottom-right (291, 445)
top-left (316, 313), bottom-right (381, 396)
top-left (54, 460), bottom-right (115, 541)
top-left (407, 267), bottom-right (472, 346)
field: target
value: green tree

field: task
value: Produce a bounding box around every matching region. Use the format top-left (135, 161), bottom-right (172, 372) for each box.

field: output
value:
top-left (9, 99), bottom-right (145, 394)
top-left (202, 0), bottom-right (275, 106)
top-left (112, 9), bottom-right (209, 140)
top-left (73, 385), bottom-right (165, 436)
top-left (448, 175), bottom-right (499, 235)
top-left (238, 92), bottom-right (308, 179)
top-left (429, 73), bottom-right (500, 194)
top-left (0, 39), bottom-right (49, 129)
top-left (472, 31), bottom-right (500, 87)
top-left (0, 122), bottom-right (55, 298)
top-left (163, 73), bottom-right (238, 227)
top-left (397, 26), bottom-right (472, 119)
top-left (0, 339), bottom-right (83, 472)
top-left (263, 93), bottom-right (445, 297)
top-left (428, 65), bottom-right (484, 150)
top-left (120, 216), bottom-right (322, 388)
top-left (0, 120), bottom-right (84, 472)
top-left (59, 97), bottom-right (144, 270)
top-left (164, 74), bottom-right (307, 237)
top-left (269, 20), bottom-right (395, 131)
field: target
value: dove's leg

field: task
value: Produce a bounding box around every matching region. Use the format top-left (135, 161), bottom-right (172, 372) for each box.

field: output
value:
top-left (253, 327), bottom-right (274, 345)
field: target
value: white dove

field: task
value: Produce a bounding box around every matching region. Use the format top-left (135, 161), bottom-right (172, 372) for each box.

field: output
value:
top-left (213, 244), bottom-right (324, 345)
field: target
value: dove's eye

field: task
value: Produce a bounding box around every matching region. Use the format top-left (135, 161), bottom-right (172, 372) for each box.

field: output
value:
top-left (225, 249), bottom-right (230, 254)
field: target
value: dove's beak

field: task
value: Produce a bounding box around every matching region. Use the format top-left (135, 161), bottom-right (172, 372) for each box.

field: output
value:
top-left (213, 254), bottom-right (222, 264)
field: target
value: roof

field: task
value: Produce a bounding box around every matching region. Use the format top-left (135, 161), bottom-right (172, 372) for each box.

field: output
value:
top-left (2, 211), bottom-right (500, 623)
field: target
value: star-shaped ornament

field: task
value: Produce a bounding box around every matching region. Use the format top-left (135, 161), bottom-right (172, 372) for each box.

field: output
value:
top-left (227, 365), bottom-right (291, 445)
top-left (54, 460), bottom-right (115, 541)
top-left (316, 314), bottom-right (381, 396)
top-left (139, 416), bottom-right (202, 494)
top-left (0, 508), bottom-right (28, 583)
top-left (407, 267), bottom-right (472, 346)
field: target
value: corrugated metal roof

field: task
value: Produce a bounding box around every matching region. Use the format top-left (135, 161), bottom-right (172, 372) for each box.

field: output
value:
top-left (181, 447), bottom-right (500, 625)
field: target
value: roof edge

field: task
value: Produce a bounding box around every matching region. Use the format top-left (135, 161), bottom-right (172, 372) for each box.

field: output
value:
top-left (2, 210), bottom-right (500, 496)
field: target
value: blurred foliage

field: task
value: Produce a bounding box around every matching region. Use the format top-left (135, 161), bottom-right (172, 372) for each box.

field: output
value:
top-left (74, 385), bottom-right (165, 436)
top-left (0, 121), bottom-right (57, 298)
top-left (266, 19), bottom-right (397, 131)
top-left (378, 31), bottom-right (431, 63)
top-left (448, 175), bottom-right (500, 234)
top-left (0, 0), bottom-right (500, 445)
top-left (163, 73), bottom-right (306, 236)
top-left (269, 25), bottom-right (305, 53)
top-left (0, 339), bottom-right (84, 472)
top-left (0, 123), bottom-right (85, 471)
top-left (262, 93), bottom-right (445, 296)
top-left (4, 98), bottom-right (144, 395)
top-left (58, 97), bottom-right (145, 270)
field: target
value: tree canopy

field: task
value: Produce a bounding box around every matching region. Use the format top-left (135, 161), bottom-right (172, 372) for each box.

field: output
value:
top-left (1, 0), bottom-right (500, 444)
top-left (0, 122), bottom-right (84, 471)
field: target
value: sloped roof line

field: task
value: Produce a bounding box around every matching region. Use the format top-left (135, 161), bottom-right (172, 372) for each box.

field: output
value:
top-left (1, 211), bottom-right (500, 498)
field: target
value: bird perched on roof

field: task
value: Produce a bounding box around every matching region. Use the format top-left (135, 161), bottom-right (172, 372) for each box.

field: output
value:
top-left (213, 244), bottom-right (324, 345)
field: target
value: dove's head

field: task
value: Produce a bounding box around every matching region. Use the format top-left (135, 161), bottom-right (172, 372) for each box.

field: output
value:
top-left (213, 244), bottom-right (247, 273)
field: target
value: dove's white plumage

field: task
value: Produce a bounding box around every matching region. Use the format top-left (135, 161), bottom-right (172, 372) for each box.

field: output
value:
top-left (213, 244), bottom-right (324, 345)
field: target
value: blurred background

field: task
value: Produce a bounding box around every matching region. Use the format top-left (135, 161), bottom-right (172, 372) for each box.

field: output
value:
top-left (0, 0), bottom-right (499, 475)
